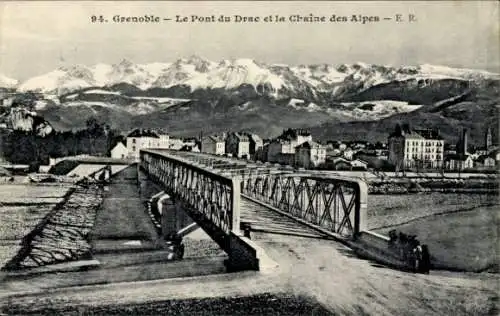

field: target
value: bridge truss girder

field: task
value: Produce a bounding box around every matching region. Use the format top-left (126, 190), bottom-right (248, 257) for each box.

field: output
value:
top-left (141, 150), bottom-right (367, 240)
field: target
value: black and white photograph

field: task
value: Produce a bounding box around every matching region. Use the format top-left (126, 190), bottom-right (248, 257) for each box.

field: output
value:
top-left (0, 1), bottom-right (498, 315)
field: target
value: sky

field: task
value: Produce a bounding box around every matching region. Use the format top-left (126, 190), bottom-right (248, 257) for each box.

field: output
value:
top-left (1, 1), bottom-right (499, 80)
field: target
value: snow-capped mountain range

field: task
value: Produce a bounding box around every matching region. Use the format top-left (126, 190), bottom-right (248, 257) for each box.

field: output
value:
top-left (5, 56), bottom-right (498, 97)
top-left (1, 56), bottom-right (498, 141)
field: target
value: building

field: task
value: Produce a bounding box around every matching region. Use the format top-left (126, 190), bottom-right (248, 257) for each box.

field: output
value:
top-left (267, 140), bottom-right (294, 162)
top-left (183, 138), bottom-right (199, 149)
top-left (168, 138), bottom-right (184, 150)
top-left (294, 141), bottom-right (326, 169)
top-left (375, 149), bottom-right (389, 159)
top-left (126, 129), bottom-right (169, 159)
top-left (474, 128), bottom-right (497, 157)
top-left (343, 148), bottom-right (354, 160)
top-left (476, 155), bottom-right (496, 168)
top-left (326, 148), bottom-right (341, 158)
top-left (127, 129), bottom-right (160, 159)
top-left (267, 140), bottom-right (292, 162)
top-left (278, 128), bottom-right (313, 148)
top-left (388, 124), bottom-right (444, 170)
top-left (201, 135), bottom-right (225, 155)
top-left (226, 132), bottom-right (250, 158)
top-left (444, 154), bottom-right (474, 170)
top-left (246, 133), bottom-right (263, 159)
top-left (267, 129), bottom-right (313, 163)
top-left (494, 150), bottom-right (500, 162)
top-left (110, 142), bottom-right (128, 159)
top-left (331, 157), bottom-right (351, 170)
top-left (158, 134), bottom-right (170, 149)
top-left (179, 144), bottom-right (200, 152)
top-left (350, 158), bottom-right (368, 170)
top-left (355, 154), bottom-right (393, 171)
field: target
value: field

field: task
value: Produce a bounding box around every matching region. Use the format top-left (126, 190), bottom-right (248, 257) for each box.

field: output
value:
top-left (0, 184), bottom-right (73, 267)
top-left (368, 193), bottom-right (498, 272)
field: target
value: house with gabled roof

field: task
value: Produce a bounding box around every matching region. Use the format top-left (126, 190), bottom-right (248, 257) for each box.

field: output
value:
top-left (226, 132), bottom-right (250, 159)
top-left (245, 132), bottom-right (263, 159)
top-left (201, 135), bottom-right (226, 155)
top-left (110, 141), bottom-right (128, 159)
top-left (444, 154), bottom-right (474, 170)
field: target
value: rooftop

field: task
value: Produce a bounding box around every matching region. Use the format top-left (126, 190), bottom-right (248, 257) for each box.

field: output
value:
top-left (445, 153), bottom-right (472, 161)
top-left (414, 129), bottom-right (443, 140)
top-left (278, 128), bottom-right (311, 141)
top-left (127, 128), bottom-right (160, 138)
top-left (232, 132), bottom-right (250, 141)
top-left (207, 135), bottom-right (225, 142)
top-left (246, 133), bottom-right (263, 143)
top-left (296, 140), bottom-right (324, 149)
top-left (389, 124), bottom-right (443, 140)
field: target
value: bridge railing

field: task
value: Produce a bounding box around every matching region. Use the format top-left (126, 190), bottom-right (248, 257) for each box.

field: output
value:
top-left (241, 171), bottom-right (368, 238)
top-left (140, 150), bottom-right (241, 236)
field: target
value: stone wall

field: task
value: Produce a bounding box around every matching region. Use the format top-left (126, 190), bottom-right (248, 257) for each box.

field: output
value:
top-left (368, 177), bottom-right (499, 194)
top-left (2, 181), bottom-right (104, 270)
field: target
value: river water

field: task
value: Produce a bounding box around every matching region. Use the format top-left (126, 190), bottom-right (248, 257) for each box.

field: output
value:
top-left (368, 192), bottom-right (499, 272)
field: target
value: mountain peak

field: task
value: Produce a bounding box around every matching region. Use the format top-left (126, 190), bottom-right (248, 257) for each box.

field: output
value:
top-left (0, 74), bottom-right (18, 88)
top-left (186, 54), bottom-right (207, 63)
top-left (116, 58), bottom-right (135, 68)
top-left (231, 58), bottom-right (262, 67)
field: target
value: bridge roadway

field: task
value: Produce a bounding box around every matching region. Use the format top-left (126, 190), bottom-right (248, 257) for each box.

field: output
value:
top-left (1, 160), bottom-right (497, 314)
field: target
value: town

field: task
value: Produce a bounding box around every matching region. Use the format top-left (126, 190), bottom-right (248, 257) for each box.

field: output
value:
top-left (108, 125), bottom-right (499, 174)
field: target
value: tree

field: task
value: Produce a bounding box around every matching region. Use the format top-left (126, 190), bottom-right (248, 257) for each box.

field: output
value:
top-left (85, 117), bottom-right (105, 155)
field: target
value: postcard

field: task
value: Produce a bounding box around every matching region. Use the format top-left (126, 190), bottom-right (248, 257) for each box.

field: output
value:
top-left (0, 1), bottom-right (498, 315)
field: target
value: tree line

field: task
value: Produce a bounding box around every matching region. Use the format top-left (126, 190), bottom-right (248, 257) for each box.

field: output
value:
top-left (1, 117), bottom-right (124, 169)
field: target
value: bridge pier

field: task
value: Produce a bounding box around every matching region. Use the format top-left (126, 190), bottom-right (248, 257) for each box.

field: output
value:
top-left (139, 168), bottom-right (197, 240)
top-left (160, 197), bottom-right (197, 240)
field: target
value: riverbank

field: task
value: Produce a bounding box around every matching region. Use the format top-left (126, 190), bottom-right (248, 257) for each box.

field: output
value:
top-left (0, 183), bottom-right (73, 268)
top-left (2, 181), bottom-right (104, 270)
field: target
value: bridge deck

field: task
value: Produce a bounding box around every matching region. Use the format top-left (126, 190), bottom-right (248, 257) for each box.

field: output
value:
top-left (240, 199), bottom-right (328, 240)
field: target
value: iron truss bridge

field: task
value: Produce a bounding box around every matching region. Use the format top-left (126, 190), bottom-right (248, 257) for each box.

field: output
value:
top-left (140, 150), bottom-right (368, 246)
